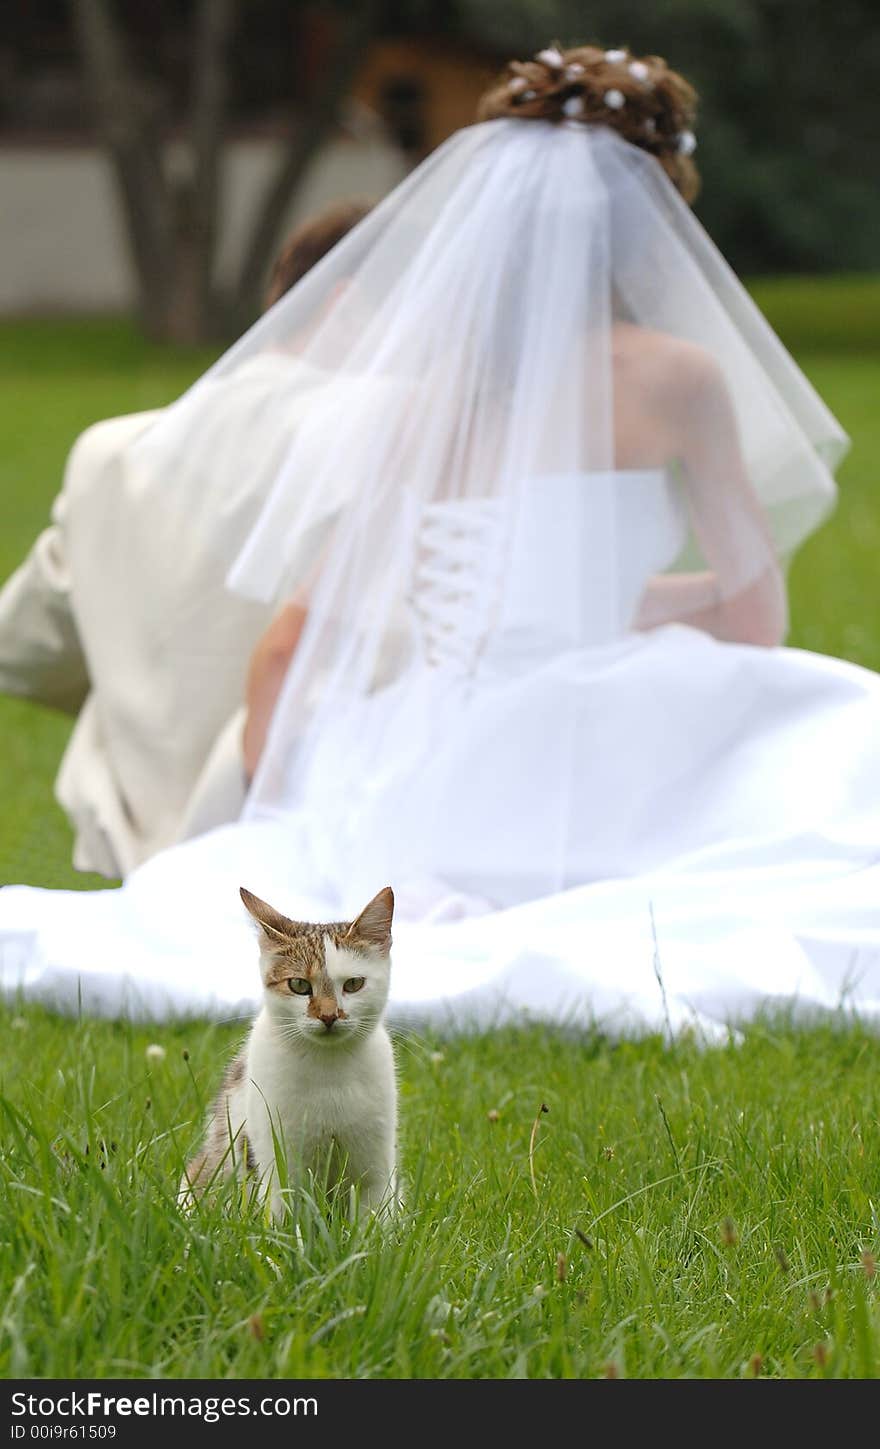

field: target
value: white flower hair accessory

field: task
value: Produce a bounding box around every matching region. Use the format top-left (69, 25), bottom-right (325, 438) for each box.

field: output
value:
top-left (604, 88), bottom-right (626, 110)
top-left (628, 60), bottom-right (651, 83)
top-left (604, 49), bottom-right (627, 64)
top-left (563, 95), bottom-right (585, 118)
top-left (677, 130), bottom-right (697, 156)
top-left (535, 46), bottom-right (565, 70)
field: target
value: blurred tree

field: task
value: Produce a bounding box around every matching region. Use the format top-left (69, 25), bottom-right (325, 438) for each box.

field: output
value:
top-left (72, 0), bottom-right (385, 341)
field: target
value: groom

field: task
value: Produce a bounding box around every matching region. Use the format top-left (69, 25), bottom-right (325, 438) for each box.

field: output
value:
top-left (0, 200), bottom-right (371, 879)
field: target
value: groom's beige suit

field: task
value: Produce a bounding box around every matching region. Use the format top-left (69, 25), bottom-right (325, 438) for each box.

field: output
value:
top-left (0, 355), bottom-right (330, 878)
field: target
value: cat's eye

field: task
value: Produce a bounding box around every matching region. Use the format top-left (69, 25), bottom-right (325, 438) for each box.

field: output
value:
top-left (287, 978), bottom-right (312, 996)
top-left (343, 977), bottom-right (366, 994)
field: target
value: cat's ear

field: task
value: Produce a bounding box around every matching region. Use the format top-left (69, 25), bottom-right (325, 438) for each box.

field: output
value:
top-left (240, 886), bottom-right (299, 949)
top-left (346, 886), bottom-right (394, 954)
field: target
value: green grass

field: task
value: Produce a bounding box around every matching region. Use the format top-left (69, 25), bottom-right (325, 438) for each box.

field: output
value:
top-left (0, 322), bottom-right (218, 892)
top-left (2, 281), bottom-right (880, 1378)
top-left (2, 1005), bottom-right (879, 1378)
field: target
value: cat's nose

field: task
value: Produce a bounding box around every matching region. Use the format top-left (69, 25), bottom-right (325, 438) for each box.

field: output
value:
top-left (319, 1012), bottom-right (338, 1030)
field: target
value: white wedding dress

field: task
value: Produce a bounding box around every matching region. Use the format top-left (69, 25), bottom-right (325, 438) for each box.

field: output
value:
top-left (4, 467), bottom-right (880, 1039)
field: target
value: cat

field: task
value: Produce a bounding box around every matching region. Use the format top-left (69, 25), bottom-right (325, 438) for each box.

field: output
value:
top-left (180, 884), bottom-right (398, 1220)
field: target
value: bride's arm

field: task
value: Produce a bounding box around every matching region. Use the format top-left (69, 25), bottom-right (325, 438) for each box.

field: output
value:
top-left (636, 349), bottom-right (787, 647)
top-left (634, 569), bottom-right (721, 631)
top-left (242, 589), bottom-right (310, 782)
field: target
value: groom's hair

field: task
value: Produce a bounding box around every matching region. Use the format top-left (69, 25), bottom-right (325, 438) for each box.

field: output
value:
top-left (264, 199), bottom-right (374, 310)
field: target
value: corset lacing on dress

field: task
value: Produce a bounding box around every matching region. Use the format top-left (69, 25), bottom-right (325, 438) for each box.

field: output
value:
top-left (407, 497), bottom-right (505, 674)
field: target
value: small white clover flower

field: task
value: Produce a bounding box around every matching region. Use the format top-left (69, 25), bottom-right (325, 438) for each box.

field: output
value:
top-left (604, 49), bottom-right (627, 64)
top-left (430, 1050), bottom-right (445, 1065)
top-left (563, 95), bottom-right (585, 118)
top-left (677, 129), bottom-right (697, 156)
top-left (145, 1042), bottom-right (166, 1063)
top-left (535, 46), bottom-right (565, 69)
top-left (425, 1294), bottom-right (453, 1326)
top-left (628, 60), bottom-right (650, 82)
top-left (604, 88), bottom-right (626, 110)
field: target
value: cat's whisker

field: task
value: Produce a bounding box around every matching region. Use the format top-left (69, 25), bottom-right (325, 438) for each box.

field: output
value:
top-left (387, 1031), bottom-right (429, 1062)
top-left (275, 1024), bottom-right (301, 1041)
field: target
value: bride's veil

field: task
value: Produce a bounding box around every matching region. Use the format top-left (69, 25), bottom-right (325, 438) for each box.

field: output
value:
top-left (130, 117), bottom-right (847, 906)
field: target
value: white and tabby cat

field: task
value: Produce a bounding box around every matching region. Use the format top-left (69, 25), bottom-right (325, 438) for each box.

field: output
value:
top-left (180, 885), bottom-right (397, 1219)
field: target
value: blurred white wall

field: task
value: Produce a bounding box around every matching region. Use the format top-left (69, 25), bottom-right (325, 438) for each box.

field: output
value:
top-left (0, 120), bottom-right (408, 313)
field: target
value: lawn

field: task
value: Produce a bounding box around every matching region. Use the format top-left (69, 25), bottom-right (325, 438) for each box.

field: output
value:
top-left (1, 1009), bottom-right (879, 1379)
top-left (1, 281), bottom-right (880, 1378)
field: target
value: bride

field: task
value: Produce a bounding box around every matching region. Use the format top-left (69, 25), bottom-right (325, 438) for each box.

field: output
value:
top-left (3, 43), bottom-right (879, 1038)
